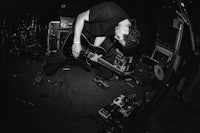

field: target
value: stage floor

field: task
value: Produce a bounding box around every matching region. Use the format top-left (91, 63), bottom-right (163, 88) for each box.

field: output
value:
top-left (1, 53), bottom-right (200, 133)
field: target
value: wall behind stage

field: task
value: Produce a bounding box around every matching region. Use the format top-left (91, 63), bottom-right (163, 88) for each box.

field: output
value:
top-left (0, 0), bottom-right (145, 25)
top-left (1, 0), bottom-right (199, 56)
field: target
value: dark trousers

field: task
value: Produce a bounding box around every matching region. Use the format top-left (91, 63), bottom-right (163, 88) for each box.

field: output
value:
top-left (95, 38), bottom-right (117, 80)
top-left (95, 47), bottom-right (116, 79)
top-left (42, 52), bottom-right (91, 76)
top-left (42, 52), bottom-right (66, 76)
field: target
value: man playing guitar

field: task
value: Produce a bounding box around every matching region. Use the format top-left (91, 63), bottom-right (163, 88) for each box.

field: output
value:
top-left (72, 2), bottom-right (141, 88)
top-left (34, 2), bottom-right (140, 88)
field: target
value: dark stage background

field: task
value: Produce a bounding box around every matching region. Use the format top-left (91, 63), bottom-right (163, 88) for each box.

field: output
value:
top-left (1, 1), bottom-right (200, 133)
top-left (1, 0), bottom-right (200, 55)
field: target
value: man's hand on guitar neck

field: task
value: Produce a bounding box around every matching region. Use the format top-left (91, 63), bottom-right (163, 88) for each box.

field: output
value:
top-left (90, 53), bottom-right (103, 62)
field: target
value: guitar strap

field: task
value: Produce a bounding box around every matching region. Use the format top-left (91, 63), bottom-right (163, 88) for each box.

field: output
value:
top-left (101, 37), bottom-right (115, 55)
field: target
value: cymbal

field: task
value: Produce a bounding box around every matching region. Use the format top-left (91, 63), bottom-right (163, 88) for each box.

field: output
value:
top-left (154, 64), bottom-right (164, 81)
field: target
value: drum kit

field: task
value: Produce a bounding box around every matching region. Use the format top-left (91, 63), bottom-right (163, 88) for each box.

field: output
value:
top-left (9, 12), bottom-right (42, 58)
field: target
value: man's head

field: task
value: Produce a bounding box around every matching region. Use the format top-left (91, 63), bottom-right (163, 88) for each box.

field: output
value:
top-left (115, 19), bottom-right (141, 49)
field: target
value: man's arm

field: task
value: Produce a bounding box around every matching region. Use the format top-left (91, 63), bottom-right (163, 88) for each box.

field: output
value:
top-left (73, 10), bottom-right (90, 43)
top-left (89, 36), bottom-right (106, 62)
top-left (93, 37), bottom-right (106, 47)
top-left (72, 10), bottom-right (90, 58)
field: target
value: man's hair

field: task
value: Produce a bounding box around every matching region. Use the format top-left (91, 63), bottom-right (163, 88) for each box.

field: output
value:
top-left (124, 25), bottom-right (141, 49)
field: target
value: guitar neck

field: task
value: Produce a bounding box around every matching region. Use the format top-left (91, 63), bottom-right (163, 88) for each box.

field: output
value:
top-left (87, 52), bottom-right (124, 75)
top-left (64, 32), bottom-right (125, 75)
top-left (97, 58), bottom-right (124, 75)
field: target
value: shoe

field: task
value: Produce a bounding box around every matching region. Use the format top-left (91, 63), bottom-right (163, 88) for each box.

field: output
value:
top-left (108, 74), bottom-right (118, 81)
top-left (34, 71), bottom-right (45, 84)
top-left (93, 76), bottom-right (110, 89)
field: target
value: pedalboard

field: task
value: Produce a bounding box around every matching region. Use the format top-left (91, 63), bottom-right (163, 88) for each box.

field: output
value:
top-left (98, 93), bottom-right (141, 130)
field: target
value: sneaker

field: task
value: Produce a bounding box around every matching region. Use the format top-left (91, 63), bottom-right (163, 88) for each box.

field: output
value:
top-left (109, 74), bottom-right (118, 81)
top-left (93, 76), bottom-right (110, 89)
top-left (34, 71), bottom-right (45, 84)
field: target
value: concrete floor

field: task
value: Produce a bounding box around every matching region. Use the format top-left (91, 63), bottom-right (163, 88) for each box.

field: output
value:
top-left (1, 53), bottom-right (146, 133)
top-left (1, 52), bottom-right (200, 133)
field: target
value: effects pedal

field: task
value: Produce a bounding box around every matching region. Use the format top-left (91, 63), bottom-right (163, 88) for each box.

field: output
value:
top-left (98, 108), bottom-right (111, 119)
top-left (118, 105), bottom-right (133, 118)
top-left (98, 103), bottom-right (120, 119)
top-left (112, 94), bottom-right (125, 108)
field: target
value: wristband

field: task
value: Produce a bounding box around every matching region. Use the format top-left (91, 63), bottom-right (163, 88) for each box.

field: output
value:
top-left (73, 42), bottom-right (81, 44)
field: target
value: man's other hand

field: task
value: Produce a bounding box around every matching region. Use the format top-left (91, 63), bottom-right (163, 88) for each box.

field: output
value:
top-left (72, 43), bottom-right (82, 58)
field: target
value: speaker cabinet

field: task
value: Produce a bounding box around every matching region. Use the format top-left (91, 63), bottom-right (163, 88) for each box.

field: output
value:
top-left (47, 21), bottom-right (73, 54)
top-left (47, 21), bottom-right (60, 53)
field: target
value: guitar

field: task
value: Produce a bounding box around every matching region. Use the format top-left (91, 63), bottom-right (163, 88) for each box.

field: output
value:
top-left (62, 31), bottom-right (129, 76)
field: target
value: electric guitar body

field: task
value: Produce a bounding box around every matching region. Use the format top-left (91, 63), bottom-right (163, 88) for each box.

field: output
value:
top-left (62, 31), bottom-right (105, 60)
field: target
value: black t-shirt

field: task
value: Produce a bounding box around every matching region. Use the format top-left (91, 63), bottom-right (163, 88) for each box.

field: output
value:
top-left (83, 2), bottom-right (129, 37)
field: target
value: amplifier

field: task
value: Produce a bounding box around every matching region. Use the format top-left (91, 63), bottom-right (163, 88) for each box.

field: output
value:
top-left (47, 21), bottom-right (72, 54)
top-left (60, 17), bottom-right (74, 29)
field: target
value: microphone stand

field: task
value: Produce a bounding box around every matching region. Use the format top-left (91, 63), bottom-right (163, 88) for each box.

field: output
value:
top-left (176, 0), bottom-right (196, 51)
top-left (133, 1), bottom-right (196, 132)
top-left (139, 1), bottom-right (187, 131)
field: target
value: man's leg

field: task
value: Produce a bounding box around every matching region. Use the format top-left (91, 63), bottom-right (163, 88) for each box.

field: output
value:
top-left (35, 52), bottom-right (66, 84)
top-left (94, 47), bottom-right (117, 88)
